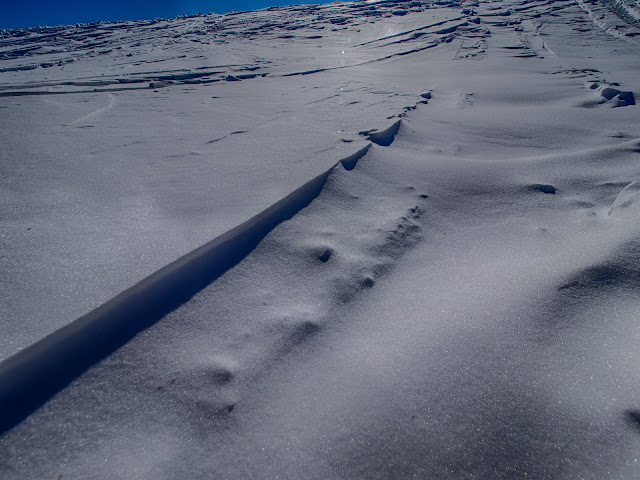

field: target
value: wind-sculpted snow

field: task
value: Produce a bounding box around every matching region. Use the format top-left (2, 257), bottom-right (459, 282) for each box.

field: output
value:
top-left (2, 0), bottom-right (640, 478)
top-left (0, 0), bottom-right (467, 360)
top-left (0, 138), bottom-right (376, 432)
top-left (360, 119), bottom-right (402, 145)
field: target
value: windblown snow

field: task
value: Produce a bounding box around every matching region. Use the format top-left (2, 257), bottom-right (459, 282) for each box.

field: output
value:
top-left (1, 0), bottom-right (640, 478)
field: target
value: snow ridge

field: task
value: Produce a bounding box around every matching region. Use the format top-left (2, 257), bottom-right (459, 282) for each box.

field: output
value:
top-left (0, 129), bottom-right (392, 433)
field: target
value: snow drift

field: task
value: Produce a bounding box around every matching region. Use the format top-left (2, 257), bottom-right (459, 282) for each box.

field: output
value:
top-left (1, 0), bottom-right (640, 478)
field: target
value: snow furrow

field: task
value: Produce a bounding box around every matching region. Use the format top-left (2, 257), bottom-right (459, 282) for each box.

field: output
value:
top-left (602, 0), bottom-right (640, 23)
top-left (575, 0), bottom-right (640, 44)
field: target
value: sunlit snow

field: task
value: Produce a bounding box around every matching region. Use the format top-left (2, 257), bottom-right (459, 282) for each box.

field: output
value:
top-left (1, 0), bottom-right (640, 478)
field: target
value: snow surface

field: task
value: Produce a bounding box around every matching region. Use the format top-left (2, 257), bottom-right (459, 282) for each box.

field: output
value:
top-left (1, 0), bottom-right (640, 478)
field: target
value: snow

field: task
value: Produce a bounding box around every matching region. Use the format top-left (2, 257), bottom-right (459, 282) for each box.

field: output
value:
top-left (1, 0), bottom-right (640, 478)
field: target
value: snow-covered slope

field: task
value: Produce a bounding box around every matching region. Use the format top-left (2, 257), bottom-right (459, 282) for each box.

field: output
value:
top-left (1, 0), bottom-right (640, 478)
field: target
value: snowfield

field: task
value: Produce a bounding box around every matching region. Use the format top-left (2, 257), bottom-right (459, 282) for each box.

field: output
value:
top-left (1, 0), bottom-right (640, 478)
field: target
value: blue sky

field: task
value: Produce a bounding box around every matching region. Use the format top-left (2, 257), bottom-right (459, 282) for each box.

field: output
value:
top-left (1, 1), bottom-right (331, 29)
